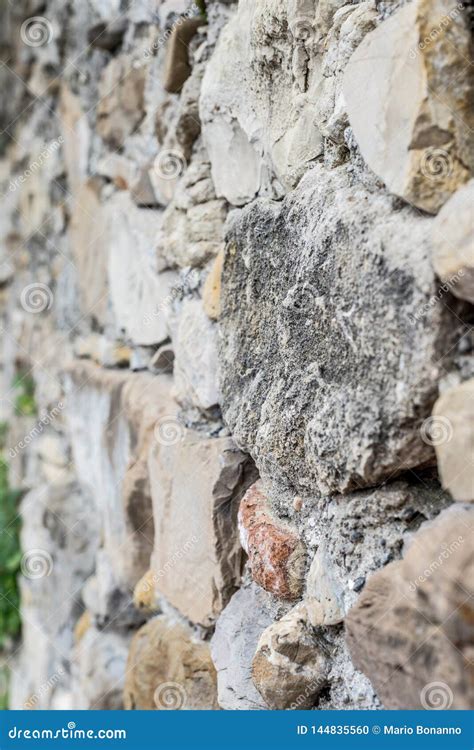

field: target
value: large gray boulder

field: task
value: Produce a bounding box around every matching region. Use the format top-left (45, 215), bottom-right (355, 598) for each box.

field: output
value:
top-left (219, 165), bottom-right (461, 496)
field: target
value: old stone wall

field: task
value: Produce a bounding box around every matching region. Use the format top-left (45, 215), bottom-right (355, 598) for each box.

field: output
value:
top-left (0, 0), bottom-right (472, 711)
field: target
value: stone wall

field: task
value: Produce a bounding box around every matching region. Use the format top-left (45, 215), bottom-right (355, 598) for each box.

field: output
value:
top-left (0, 0), bottom-right (472, 711)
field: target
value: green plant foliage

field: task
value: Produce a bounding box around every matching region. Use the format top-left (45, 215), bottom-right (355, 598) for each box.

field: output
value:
top-left (0, 666), bottom-right (9, 710)
top-left (0, 422), bottom-right (8, 450)
top-left (195, 0), bottom-right (207, 18)
top-left (0, 457), bottom-right (22, 651)
top-left (12, 372), bottom-right (37, 417)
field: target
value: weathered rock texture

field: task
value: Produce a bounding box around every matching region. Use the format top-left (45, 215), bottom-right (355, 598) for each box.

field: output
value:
top-left (238, 481), bottom-right (306, 600)
top-left (219, 166), bottom-right (460, 496)
top-left (2, 0), bottom-right (473, 714)
top-left (252, 606), bottom-right (329, 710)
top-left (346, 505), bottom-right (474, 709)
top-left (343, 0), bottom-right (474, 213)
top-left (124, 616), bottom-right (218, 710)
top-left (149, 431), bottom-right (255, 626)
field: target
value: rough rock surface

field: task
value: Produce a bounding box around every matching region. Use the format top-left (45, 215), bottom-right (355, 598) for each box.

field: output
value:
top-left (200, 0), bottom-right (380, 203)
top-left (68, 178), bottom-right (108, 328)
top-left (343, 0), bottom-right (474, 213)
top-left (65, 363), bottom-right (176, 590)
top-left (219, 165), bottom-right (460, 496)
top-left (172, 298), bottom-right (221, 411)
top-left (210, 583), bottom-right (284, 711)
top-left (2, 0), bottom-right (473, 715)
top-left (238, 481), bottom-right (306, 600)
top-left (10, 483), bottom-right (99, 710)
top-left (252, 606), bottom-right (329, 710)
top-left (346, 504), bottom-right (474, 709)
top-left (149, 431), bottom-right (255, 626)
top-left (297, 479), bottom-right (452, 620)
top-left (432, 180), bottom-right (474, 302)
top-left (432, 380), bottom-right (474, 502)
top-left (105, 192), bottom-right (177, 346)
top-left (72, 627), bottom-right (131, 710)
top-left (97, 56), bottom-right (146, 149)
top-left (124, 616), bottom-right (218, 710)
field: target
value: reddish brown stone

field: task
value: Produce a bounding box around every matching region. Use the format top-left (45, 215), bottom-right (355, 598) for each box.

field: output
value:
top-left (238, 482), bottom-right (306, 600)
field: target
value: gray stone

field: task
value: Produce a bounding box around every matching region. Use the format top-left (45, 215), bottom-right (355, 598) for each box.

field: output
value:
top-left (298, 479), bottom-right (452, 619)
top-left (305, 542), bottom-right (345, 625)
top-left (149, 344), bottom-right (175, 374)
top-left (65, 363), bottom-right (176, 590)
top-left (219, 165), bottom-right (460, 496)
top-left (72, 627), bottom-right (131, 710)
top-left (210, 584), bottom-right (281, 710)
top-left (172, 297), bottom-right (221, 411)
top-left (9, 482), bottom-right (99, 710)
top-left (82, 550), bottom-right (146, 631)
top-left (96, 56), bottom-right (146, 150)
top-left (105, 192), bottom-right (178, 346)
